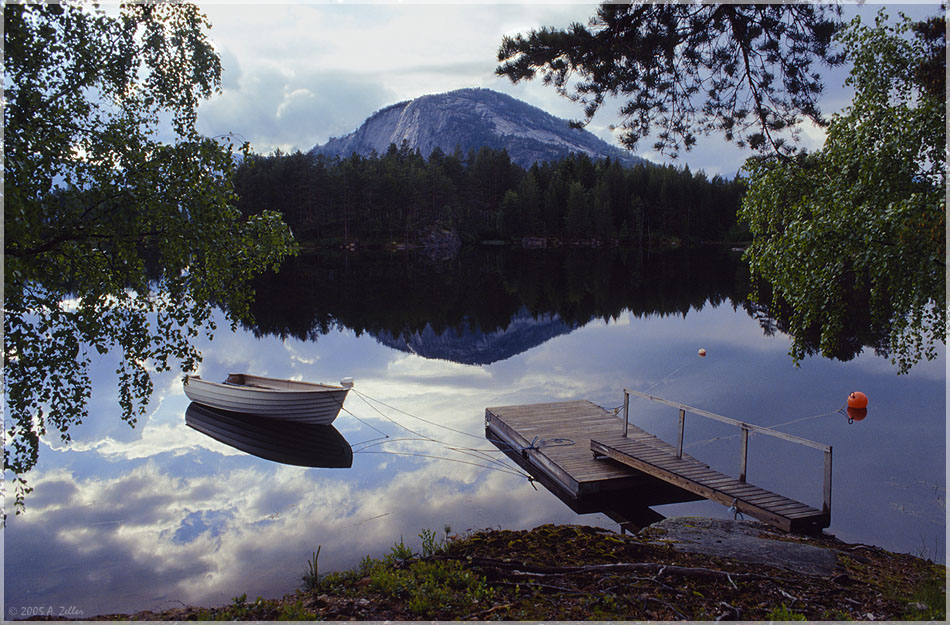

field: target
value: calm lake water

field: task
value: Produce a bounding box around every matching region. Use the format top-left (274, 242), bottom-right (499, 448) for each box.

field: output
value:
top-left (5, 247), bottom-right (945, 616)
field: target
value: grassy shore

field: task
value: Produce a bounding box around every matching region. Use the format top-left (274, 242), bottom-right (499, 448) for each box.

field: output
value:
top-left (96, 522), bottom-right (944, 621)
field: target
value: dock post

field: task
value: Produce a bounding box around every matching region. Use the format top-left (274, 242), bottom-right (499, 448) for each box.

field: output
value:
top-left (676, 409), bottom-right (685, 458)
top-left (739, 425), bottom-right (749, 483)
top-left (823, 447), bottom-right (833, 514)
top-left (623, 390), bottom-right (630, 437)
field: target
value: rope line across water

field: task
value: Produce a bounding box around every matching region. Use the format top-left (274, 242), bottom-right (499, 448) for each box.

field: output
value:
top-left (337, 388), bottom-right (535, 480)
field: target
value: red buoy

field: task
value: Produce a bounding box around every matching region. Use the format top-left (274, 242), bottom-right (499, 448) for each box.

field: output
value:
top-left (847, 391), bottom-right (868, 409)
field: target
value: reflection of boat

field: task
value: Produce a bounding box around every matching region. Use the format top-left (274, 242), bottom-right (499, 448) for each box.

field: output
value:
top-left (185, 403), bottom-right (353, 468)
top-left (183, 374), bottom-right (352, 424)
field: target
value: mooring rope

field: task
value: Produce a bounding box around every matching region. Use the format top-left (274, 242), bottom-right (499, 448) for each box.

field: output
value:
top-left (348, 389), bottom-right (509, 467)
top-left (771, 406), bottom-right (846, 430)
top-left (354, 449), bottom-right (532, 479)
top-left (600, 356), bottom-right (703, 416)
top-left (523, 436), bottom-right (576, 451)
top-left (351, 388), bottom-right (486, 441)
top-left (340, 387), bottom-right (537, 480)
top-left (642, 359), bottom-right (697, 394)
top-left (330, 392), bottom-right (392, 449)
top-left (727, 498), bottom-right (745, 520)
top-left (350, 388), bottom-right (574, 453)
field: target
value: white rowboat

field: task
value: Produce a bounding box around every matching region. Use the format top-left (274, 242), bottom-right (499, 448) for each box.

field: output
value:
top-left (183, 373), bottom-right (352, 424)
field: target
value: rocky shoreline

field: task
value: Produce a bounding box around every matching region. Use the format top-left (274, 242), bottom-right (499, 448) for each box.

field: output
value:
top-left (56, 518), bottom-right (947, 621)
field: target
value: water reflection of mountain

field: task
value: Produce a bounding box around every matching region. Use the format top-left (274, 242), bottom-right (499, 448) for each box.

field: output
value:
top-left (373, 307), bottom-right (576, 365)
top-left (246, 246), bottom-right (743, 361)
top-left (244, 246), bottom-right (889, 365)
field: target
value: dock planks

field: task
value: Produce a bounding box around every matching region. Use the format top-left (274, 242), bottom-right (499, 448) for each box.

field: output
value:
top-left (485, 400), bottom-right (701, 505)
top-left (487, 400), bottom-right (830, 534)
top-left (590, 432), bottom-right (830, 533)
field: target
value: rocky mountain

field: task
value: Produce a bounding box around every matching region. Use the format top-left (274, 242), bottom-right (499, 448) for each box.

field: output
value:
top-left (310, 88), bottom-right (644, 168)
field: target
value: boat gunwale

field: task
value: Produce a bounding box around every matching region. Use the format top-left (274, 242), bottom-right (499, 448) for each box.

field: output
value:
top-left (185, 374), bottom-right (347, 394)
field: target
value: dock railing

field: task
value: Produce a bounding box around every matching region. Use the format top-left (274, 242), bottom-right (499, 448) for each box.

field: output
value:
top-left (622, 388), bottom-right (833, 515)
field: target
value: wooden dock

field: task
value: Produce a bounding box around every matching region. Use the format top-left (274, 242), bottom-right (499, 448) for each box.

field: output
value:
top-left (485, 400), bottom-right (702, 506)
top-left (486, 396), bottom-right (832, 534)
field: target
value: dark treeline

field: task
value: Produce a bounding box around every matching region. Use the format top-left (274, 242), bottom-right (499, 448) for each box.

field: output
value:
top-left (233, 144), bottom-right (747, 246)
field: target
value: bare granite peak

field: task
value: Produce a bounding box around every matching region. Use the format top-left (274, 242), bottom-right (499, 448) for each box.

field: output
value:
top-left (310, 87), bottom-right (646, 168)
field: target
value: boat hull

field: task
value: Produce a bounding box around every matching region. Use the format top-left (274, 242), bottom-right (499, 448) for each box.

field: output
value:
top-left (183, 374), bottom-right (349, 424)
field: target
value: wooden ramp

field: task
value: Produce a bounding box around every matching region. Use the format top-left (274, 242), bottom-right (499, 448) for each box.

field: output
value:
top-left (485, 401), bottom-right (701, 506)
top-left (591, 432), bottom-right (830, 533)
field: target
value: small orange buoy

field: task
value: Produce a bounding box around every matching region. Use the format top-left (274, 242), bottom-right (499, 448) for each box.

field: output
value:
top-left (698, 348), bottom-right (707, 357)
top-left (847, 391), bottom-right (868, 409)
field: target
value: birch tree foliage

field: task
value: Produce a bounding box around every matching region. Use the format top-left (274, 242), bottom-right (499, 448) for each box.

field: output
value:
top-left (3, 2), bottom-right (296, 509)
top-left (739, 11), bottom-right (946, 374)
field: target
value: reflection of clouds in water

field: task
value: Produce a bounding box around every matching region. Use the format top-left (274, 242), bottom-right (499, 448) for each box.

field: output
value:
top-left (9, 298), bottom-right (944, 615)
top-left (885, 478), bottom-right (946, 525)
top-left (45, 380), bottom-right (255, 462)
top-left (282, 337), bottom-right (320, 366)
top-left (49, 348), bottom-right (520, 483)
top-left (8, 452), bottom-right (575, 615)
top-left (888, 501), bottom-right (946, 524)
top-left (54, 362), bottom-right (192, 450)
top-left (170, 508), bottom-right (234, 545)
top-left (505, 305), bottom-right (771, 407)
top-left (196, 327), bottom-right (275, 372)
top-left (48, 419), bottom-right (239, 460)
top-left (851, 346), bottom-right (946, 382)
top-left (385, 353), bottom-right (492, 384)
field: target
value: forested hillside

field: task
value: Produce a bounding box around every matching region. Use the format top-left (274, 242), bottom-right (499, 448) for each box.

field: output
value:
top-left (234, 143), bottom-right (746, 247)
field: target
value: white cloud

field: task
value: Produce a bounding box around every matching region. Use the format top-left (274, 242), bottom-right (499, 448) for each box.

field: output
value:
top-left (194, 3), bottom-right (609, 156)
top-left (192, 1), bottom-right (945, 172)
top-left (198, 65), bottom-right (393, 154)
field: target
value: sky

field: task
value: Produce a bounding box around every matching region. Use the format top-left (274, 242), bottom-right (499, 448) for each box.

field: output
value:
top-left (192, 1), bottom-right (944, 178)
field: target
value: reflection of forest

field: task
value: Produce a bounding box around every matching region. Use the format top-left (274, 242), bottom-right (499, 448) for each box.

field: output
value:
top-left (245, 246), bottom-right (890, 365)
